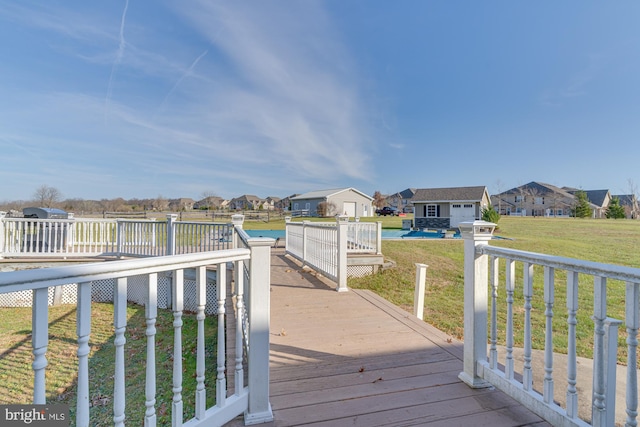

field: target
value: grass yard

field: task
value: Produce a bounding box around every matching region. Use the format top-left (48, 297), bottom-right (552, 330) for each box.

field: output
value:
top-left (349, 216), bottom-right (640, 363)
top-left (0, 303), bottom-right (217, 426)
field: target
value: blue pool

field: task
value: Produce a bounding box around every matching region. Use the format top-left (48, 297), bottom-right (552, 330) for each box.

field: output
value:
top-left (244, 229), bottom-right (460, 239)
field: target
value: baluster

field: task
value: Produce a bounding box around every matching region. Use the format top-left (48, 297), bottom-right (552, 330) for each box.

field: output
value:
top-left (195, 267), bottom-right (206, 419)
top-left (523, 262), bottom-right (534, 391)
top-left (592, 276), bottom-right (607, 426)
top-left (145, 273), bottom-right (158, 427)
top-left (217, 263), bottom-right (227, 407)
top-left (626, 281), bottom-right (639, 427)
top-left (505, 258), bottom-right (515, 380)
top-left (543, 266), bottom-right (555, 404)
top-left (113, 277), bottom-right (127, 427)
top-left (489, 256), bottom-right (499, 370)
top-left (566, 271), bottom-right (579, 418)
top-left (76, 282), bottom-right (92, 427)
top-left (32, 287), bottom-right (49, 404)
top-left (172, 269), bottom-right (184, 426)
top-left (235, 260), bottom-right (245, 394)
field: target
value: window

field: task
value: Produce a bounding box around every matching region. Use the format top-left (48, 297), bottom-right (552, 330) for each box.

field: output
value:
top-left (452, 204), bottom-right (461, 208)
top-left (426, 204), bottom-right (439, 217)
top-left (463, 204), bottom-right (473, 208)
top-left (293, 203), bottom-right (299, 210)
top-left (535, 197), bottom-right (544, 205)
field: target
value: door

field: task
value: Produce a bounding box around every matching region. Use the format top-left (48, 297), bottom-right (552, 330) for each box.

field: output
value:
top-left (450, 203), bottom-right (476, 227)
top-left (343, 202), bottom-right (356, 217)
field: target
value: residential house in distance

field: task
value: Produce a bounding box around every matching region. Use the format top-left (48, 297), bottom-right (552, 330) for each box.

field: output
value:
top-left (263, 196), bottom-right (282, 211)
top-left (612, 194), bottom-right (640, 219)
top-left (290, 188), bottom-right (373, 218)
top-left (229, 195), bottom-right (263, 210)
top-left (492, 182), bottom-right (577, 217)
top-left (564, 188), bottom-right (611, 218)
top-left (412, 186), bottom-right (490, 229)
top-left (193, 196), bottom-right (226, 210)
top-left (279, 194), bottom-right (299, 212)
top-left (385, 188), bottom-right (416, 213)
top-left (169, 198), bottom-right (195, 211)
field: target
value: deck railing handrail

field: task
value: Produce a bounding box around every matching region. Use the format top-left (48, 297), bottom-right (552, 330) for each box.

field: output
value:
top-left (0, 213), bottom-right (274, 426)
top-left (0, 215), bottom-right (234, 259)
top-left (459, 220), bottom-right (640, 427)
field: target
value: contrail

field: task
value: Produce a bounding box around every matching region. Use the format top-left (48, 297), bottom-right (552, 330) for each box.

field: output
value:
top-left (158, 49), bottom-right (209, 112)
top-left (104, 0), bottom-right (129, 123)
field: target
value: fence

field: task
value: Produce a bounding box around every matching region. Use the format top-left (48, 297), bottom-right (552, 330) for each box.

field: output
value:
top-left (0, 215), bottom-right (274, 426)
top-left (284, 217), bottom-right (381, 292)
top-left (459, 220), bottom-right (640, 427)
top-left (0, 214), bottom-right (234, 259)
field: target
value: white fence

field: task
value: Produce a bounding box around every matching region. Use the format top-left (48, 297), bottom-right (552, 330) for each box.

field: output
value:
top-left (459, 220), bottom-right (640, 427)
top-left (0, 214), bottom-right (233, 259)
top-left (284, 217), bottom-right (381, 292)
top-left (0, 217), bottom-right (274, 426)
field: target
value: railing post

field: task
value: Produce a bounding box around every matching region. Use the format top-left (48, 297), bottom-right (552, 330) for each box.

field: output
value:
top-left (336, 215), bottom-right (349, 292)
top-left (245, 238), bottom-right (274, 425)
top-left (376, 221), bottom-right (382, 255)
top-left (166, 214), bottom-right (178, 256)
top-left (116, 220), bottom-right (124, 258)
top-left (232, 214), bottom-right (244, 249)
top-left (302, 220), bottom-right (309, 267)
top-left (414, 263), bottom-right (428, 319)
top-left (458, 220), bottom-right (495, 388)
top-left (604, 318), bottom-right (622, 427)
top-left (284, 216), bottom-right (291, 251)
top-left (0, 211), bottom-right (6, 259)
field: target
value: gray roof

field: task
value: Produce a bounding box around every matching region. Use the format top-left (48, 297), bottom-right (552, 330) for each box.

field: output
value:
top-left (501, 182), bottom-right (575, 198)
top-left (291, 188), bottom-right (373, 201)
top-left (412, 186), bottom-right (488, 202)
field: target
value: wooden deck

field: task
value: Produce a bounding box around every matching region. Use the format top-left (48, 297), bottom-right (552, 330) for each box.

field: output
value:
top-left (228, 250), bottom-right (551, 426)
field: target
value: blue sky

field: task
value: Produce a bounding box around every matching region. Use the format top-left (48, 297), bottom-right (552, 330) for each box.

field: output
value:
top-left (2, 1), bottom-right (640, 202)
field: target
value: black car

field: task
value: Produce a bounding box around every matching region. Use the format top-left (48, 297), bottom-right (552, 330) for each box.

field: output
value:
top-left (376, 206), bottom-right (399, 216)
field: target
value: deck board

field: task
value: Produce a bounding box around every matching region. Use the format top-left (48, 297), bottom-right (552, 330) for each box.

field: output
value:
top-left (225, 250), bottom-right (551, 426)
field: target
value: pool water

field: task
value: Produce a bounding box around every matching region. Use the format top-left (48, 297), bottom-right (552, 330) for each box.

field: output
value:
top-left (244, 229), bottom-right (461, 239)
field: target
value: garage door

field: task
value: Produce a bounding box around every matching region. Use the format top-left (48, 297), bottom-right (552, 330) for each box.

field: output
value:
top-left (450, 203), bottom-right (475, 227)
top-left (343, 202), bottom-right (356, 217)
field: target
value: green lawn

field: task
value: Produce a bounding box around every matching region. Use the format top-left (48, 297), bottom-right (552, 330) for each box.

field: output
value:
top-left (349, 216), bottom-right (640, 363)
top-left (0, 303), bottom-right (217, 426)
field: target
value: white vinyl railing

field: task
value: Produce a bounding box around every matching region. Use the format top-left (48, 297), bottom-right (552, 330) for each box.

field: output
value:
top-left (459, 220), bottom-right (640, 427)
top-left (0, 217), bottom-right (118, 257)
top-left (0, 216), bottom-right (274, 427)
top-left (346, 221), bottom-right (381, 254)
top-left (284, 218), bottom-right (381, 292)
top-left (0, 214), bottom-right (234, 259)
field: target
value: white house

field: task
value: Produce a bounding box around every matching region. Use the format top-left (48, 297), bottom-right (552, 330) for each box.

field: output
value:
top-left (412, 186), bottom-right (491, 229)
top-left (290, 188), bottom-right (374, 218)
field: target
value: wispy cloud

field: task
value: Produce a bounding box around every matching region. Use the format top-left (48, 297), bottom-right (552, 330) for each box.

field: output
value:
top-left (105, 0), bottom-right (129, 121)
top-left (539, 54), bottom-right (605, 106)
top-left (171, 1), bottom-right (374, 185)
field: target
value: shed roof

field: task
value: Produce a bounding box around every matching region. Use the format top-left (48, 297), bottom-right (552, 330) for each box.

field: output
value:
top-left (412, 186), bottom-right (488, 203)
top-left (291, 187), bottom-right (373, 201)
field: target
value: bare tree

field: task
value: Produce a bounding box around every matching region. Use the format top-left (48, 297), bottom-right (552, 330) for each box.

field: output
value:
top-left (153, 195), bottom-right (169, 212)
top-left (373, 191), bottom-right (386, 209)
top-left (33, 185), bottom-right (62, 208)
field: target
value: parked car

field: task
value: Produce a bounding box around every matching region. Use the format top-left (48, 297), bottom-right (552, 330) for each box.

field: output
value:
top-left (376, 206), bottom-right (399, 216)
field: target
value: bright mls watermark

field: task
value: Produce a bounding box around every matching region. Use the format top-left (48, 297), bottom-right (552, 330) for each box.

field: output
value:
top-left (1, 405), bottom-right (68, 426)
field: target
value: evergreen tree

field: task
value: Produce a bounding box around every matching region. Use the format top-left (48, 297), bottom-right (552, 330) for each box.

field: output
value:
top-left (606, 196), bottom-right (626, 219)
top-left (481, 204), bottom-right (500, 223)
top-left (572, 190), bottom-right (592, 218)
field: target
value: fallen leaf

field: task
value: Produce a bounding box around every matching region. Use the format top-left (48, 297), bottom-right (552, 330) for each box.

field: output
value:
top-left (358, 367), bottom-right (365, 373)
top-left (373, 377), bottom-right (383, 383)
top-left (280, 328), bottom-right (287, 336)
